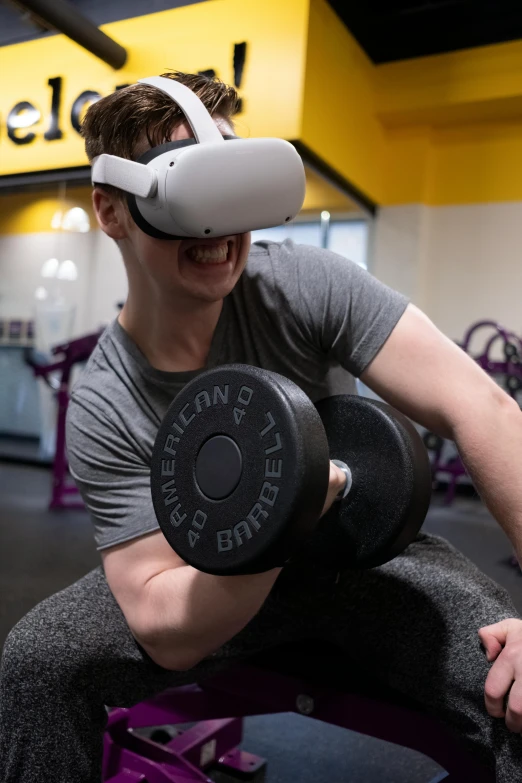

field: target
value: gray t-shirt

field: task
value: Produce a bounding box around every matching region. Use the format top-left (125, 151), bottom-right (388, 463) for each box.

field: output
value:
top-left (67, 240), bottom-right (408, 551)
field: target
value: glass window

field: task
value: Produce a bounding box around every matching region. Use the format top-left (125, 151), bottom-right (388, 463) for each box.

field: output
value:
top-left (329, 220), bottom-right (368, 269)
top-left (251, 219), bottom-right (369, 269)
top-left (251, 222), bottom-right (322, 247)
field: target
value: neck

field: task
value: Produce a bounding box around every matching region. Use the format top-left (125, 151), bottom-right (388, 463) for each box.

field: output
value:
top-left (119, 287), bottom-right (223, 373)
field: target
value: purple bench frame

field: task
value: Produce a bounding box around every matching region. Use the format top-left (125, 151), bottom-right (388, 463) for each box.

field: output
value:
top-left (103, 660), bottom-right (494, 783)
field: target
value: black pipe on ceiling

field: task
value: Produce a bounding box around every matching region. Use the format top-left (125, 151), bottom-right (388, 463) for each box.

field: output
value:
top-left (12, 0), bottom-right (127, 69)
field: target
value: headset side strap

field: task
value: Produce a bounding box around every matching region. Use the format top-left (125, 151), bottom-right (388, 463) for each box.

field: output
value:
top-left (91, 155), bottom-right (157, 198)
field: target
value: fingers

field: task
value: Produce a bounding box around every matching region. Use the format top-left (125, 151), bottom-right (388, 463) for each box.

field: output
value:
top-left (484, 649), bottom-right (515, 719)
top-left (320, 462), bottom-right (347, 517)
top-left (478, 621), bottom-right (510, 662)
top-left (480, 634), bottom-right (503, 663)
top-left (505, 678), bottom-right (522, 733)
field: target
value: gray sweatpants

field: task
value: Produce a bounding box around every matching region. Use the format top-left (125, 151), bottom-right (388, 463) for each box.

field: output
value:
top-left (1, 533), bottom-right (521, 783)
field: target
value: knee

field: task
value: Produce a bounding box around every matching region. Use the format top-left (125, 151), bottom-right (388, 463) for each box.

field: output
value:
top-left (1, 621), bottom-right (27, 684)
top-left (1, 603), bottom-right (87, 689)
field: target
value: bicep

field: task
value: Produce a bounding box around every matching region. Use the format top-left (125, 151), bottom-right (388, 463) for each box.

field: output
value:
top-left (101, 531), bottom-right (185, 642)
top-left (360, 304), bottom-right (507, 435)
top-left (66, 399), bottom-right (185, 638)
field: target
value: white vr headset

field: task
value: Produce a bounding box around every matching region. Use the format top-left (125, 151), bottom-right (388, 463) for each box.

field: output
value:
top-left (91, 76), bottom-right (306, 239)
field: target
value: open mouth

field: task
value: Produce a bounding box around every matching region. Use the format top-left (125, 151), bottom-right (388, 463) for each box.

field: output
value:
top-left (185, 240), bottom-right (232, 265)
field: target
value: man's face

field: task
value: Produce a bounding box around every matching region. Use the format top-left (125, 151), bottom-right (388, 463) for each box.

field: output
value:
top-left (95, 117), bottom-right (251, 306)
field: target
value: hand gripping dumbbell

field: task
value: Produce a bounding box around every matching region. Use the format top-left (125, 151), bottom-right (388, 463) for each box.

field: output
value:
top-left (150, 365), bottom-right (432, 575)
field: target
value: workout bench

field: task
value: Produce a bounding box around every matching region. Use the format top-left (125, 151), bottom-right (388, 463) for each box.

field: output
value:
top-left (103, 640), bottom-right (494, 783)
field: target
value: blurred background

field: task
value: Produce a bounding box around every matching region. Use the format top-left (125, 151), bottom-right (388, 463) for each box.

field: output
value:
top-left (2, 2), bottom-right (522, 781)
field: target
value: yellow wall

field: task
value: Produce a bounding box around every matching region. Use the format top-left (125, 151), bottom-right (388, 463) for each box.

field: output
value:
top-left (301, 0), bottom-right (385, 205)
top-left (375, 39), bottom-right (522, 205)
top-left (0, 188), bottom-right (94, 234)
top-left (375, 39), bottom-right (522, 128)
top-left (299, 0), bottom-right (522, 206)
top-left (0, 0), bottom-right (309, 176)
top-left (3, 0), bottom-right (522, 206)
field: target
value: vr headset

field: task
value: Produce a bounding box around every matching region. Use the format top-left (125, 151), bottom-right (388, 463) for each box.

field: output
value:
top-left (91, 76), bottom-right (306, 239)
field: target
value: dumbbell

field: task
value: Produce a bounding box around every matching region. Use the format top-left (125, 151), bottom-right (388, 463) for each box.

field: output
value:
top-left (150, 365), bottom-right (432, 576)
top-left (423, 431), bottom-right (444, 452)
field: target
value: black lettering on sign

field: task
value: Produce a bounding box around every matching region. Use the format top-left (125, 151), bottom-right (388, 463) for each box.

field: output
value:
top-left (44, 77), bottom-right (63, 141)
top-left (7, 101), bottom-right (40, 145)
top-left (233, 42), bottom-right (247, 114)
top-left (71, 90), bottom-right (102, 134)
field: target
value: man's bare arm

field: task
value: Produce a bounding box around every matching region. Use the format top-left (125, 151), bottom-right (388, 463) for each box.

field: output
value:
top-left (102, 463), bottom-right (345, 670)
top-left (361, 304), bottom-right (522, 560)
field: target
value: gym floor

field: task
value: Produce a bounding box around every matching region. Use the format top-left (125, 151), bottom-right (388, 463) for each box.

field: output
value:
top-left (0, 462), bottom-right (520, 783)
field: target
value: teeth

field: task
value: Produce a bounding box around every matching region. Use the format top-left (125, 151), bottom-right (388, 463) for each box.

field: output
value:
top-left (188, 244), bottom-right (229, 264)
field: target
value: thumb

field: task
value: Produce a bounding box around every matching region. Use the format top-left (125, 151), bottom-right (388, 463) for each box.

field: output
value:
top-left (478, 620), bottom-right (511, 662)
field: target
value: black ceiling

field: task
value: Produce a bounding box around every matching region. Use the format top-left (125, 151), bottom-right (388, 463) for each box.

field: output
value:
top-left (0, 0), bottom-right (204, 47)
top-left (327, 0), bottom-right (522, 63)
top-left (2, 0), bottom-right (522, 63)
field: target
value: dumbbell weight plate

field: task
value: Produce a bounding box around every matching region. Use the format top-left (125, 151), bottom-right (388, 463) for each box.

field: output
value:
top-left (302, 396), bottom-right (432, 570)
top-left (151, 365), bottom-right (330, 575)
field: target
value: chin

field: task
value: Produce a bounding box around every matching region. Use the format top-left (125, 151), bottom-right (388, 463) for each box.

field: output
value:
top-left (187, 280), bottom-right (237, 302)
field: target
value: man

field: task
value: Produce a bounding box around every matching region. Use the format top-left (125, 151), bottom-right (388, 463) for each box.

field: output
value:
top-left (1, 71), bottom-right (522, 783)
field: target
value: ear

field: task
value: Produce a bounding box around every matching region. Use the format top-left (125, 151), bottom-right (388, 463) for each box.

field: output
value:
top-left (92, 187), bottom-right (129, 240)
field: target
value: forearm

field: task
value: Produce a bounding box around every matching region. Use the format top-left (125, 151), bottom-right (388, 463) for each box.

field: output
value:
top-left (452, 390), bottom-right (522, 559)
top-left (137, 565), bottom-right (281, 670)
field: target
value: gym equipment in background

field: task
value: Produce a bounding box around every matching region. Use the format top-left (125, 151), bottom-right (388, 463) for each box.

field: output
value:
top-left (424, 319), bottom-right (522, 504)
top-left (458, 320), bottom-right (522, 397)
top-left (25, 330), bottom-right (102, 509)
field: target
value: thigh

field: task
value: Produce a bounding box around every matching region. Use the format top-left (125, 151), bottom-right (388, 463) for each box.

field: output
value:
top-left (323, 534), bottom-right (518, 699)
top-left (1, 567), bottom-right (185, 709)
top-left (2, 564), bottom-right (318, 709)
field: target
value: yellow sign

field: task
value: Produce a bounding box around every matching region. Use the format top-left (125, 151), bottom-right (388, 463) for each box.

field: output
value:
top-left (0, 0), bottom-right (308, 177)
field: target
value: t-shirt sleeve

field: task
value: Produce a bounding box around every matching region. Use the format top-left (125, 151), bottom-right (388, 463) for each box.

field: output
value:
top-left (268, 240), bottom-right (409, 377)
top-left (66, 393), bottom-right (159, 551)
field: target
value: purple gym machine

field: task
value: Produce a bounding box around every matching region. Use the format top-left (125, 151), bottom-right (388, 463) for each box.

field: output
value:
top-left (26, 330), bottom-right (102, 509)
top-left (102, 641), bottom-right (494, 782)
top-left (424, 320), bottom-right (522, 505)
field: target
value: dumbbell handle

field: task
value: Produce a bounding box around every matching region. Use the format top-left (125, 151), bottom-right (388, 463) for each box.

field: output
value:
top-left (332, 459), bottom-right (353, 501)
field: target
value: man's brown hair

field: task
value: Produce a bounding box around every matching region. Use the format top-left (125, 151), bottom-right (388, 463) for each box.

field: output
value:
top-left (82, 71), bottom-right (240, 166)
